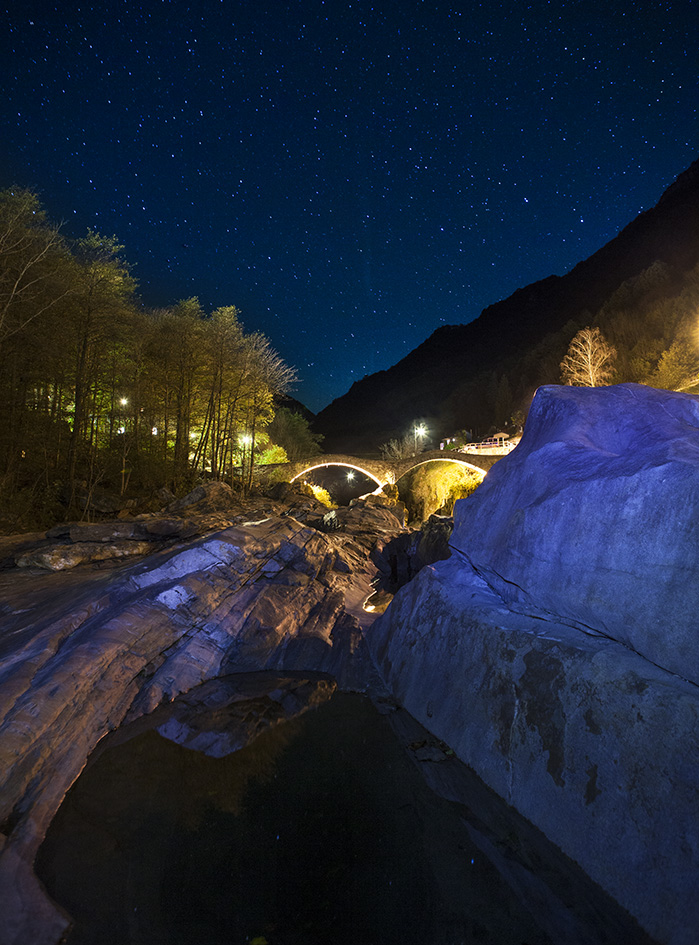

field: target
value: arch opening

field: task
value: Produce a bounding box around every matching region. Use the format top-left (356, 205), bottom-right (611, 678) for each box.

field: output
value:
top-left (393, 456), bottom-right (487, 485)
top-left (290, 462), bottom-right (384, 488)
top-left (290, 462), bottom-right (385, 507)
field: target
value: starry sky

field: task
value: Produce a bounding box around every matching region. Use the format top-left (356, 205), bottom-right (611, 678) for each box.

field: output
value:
top-left (2, 1), bottom-right (697, 412)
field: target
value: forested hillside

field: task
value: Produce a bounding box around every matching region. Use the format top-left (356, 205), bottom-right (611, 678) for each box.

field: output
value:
top-left (0, 188), bottom-right (308, 530)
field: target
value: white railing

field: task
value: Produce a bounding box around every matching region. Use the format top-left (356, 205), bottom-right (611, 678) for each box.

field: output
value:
top-left (458, 437), bottom-right (519, 456)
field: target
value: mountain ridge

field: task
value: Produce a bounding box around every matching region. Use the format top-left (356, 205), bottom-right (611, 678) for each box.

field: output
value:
top-left (314, 156), bottom-right (699, 452)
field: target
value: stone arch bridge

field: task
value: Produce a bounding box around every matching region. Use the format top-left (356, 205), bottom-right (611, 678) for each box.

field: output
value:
top-left (283, 449), bottom-right (499, 490)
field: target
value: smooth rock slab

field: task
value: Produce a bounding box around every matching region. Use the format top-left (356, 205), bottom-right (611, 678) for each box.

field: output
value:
top-left (368, 556), bottom-right (699, 945)
top-left (451, 383), bottom-right (699, 685)
top-left (0, 507), bottom-right (405, 945)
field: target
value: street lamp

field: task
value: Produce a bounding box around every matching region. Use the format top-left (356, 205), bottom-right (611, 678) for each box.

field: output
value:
top-left (414, 423), bottom-right (427, 453)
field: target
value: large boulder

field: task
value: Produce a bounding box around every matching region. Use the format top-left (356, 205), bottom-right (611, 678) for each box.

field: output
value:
top-left (368, 384), bottom-right (699, 945)
top-left (451, 383), bottom-right (699, 684)
top-left (369, 559), bottom-right (699, 945)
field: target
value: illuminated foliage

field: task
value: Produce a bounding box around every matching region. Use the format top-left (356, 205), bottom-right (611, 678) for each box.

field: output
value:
top-left (401, 462), bottom-right (483, 522)
top-left (0, 191), bottom-right (299, 527)
top-left (560, 327), bottom-right (617, 387)
top-left (308, 483), bottom-right (335, 508)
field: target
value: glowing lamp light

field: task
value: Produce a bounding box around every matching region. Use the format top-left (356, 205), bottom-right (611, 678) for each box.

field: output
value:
top-left (414, 422), bottom-right (428, 451)
top-left (347, 471), bottom-right (355, 481)
top-left (119, 397), bottom-right (128, 406)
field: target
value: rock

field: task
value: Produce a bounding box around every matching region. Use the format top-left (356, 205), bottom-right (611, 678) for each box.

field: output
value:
top-left (68, 523), bottom-right (147, 543)
top-left (363, 588), bottom-right (394, 614)
top-left (166, 480), bottom-right (237, 513)
top-left (103, 673), bottom-right (338, 760)
top-left (65, 483), bottom-right (129, 514)
top-left (452, 383), bottom-right (699, 685)
top-left (16, 540), bottom-right (157, 571)
top-left (0, 504), bottom-right (406, 943)
top-left (368, 384), bottom-right (699, 945)
top-left (266, 480), bottom-right (314, 503)
top-left (415, 514), bottom-right (453, 566)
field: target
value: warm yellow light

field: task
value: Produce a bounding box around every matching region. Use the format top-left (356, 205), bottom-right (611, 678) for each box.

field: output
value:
top-left (119, 397), bottom-right (128, 406)
top-left (240, 434), bottom-right (252, 446)
top-left (347, 471), bottom-right (355, 481)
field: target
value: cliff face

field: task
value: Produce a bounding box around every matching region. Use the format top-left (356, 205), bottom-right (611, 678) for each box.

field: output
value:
top-left (314, 157), bottom-right (699, 452)
top-left (368, 384), bottom-right (699, 945)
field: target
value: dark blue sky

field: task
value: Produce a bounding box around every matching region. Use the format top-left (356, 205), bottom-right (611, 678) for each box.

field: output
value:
top-left (2, 1), bottom-right (697, 411)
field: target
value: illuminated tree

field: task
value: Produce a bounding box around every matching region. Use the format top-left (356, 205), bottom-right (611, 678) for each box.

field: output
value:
top-left (380, 434), bottom-right (415, 460)
top-left (651, 337), bottom-right (699, 392)
top-left (66, 231), bottom-right (137, 483)
top-left (193, 305), bottom-right (245, 478)
top-left (560, 327), bottom-right (617, 387)
top-left (239, 333), bottom-right (297, 492)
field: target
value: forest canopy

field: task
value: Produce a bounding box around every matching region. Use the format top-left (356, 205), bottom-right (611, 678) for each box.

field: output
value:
top-left (0, 187), bottom-right (308, 529)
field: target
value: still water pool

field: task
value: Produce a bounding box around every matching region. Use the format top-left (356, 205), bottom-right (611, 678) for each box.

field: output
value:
top-left (36, 688), bottom-right (652, 945)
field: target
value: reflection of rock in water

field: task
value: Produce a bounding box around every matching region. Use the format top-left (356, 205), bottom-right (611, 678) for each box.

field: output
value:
top-left (36, 688), bottom-right (649, 945)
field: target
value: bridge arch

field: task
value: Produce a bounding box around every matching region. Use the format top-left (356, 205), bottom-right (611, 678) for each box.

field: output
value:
top-left (392, 452), bottom-right (492, 483)
top-left (289, 459), bottom-right (386, 488)
top-left (283, 450), bottom-right (497, 492)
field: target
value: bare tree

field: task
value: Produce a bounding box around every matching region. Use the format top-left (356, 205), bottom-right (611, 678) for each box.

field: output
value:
top-left (0, 188), bottom-right (73, 348)
top-left (380, 434), bottom-right (415, 460)
top-left (560, 327), bottom-right (617, 387)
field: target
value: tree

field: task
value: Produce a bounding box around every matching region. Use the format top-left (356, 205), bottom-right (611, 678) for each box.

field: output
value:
top-left (0, 187), bottom-right (72, 349)
top-left (651, 337), bottom-right (699, 392)
top-left (494, 374), bottom-right (512, 429)
top-left (560, 327), bottom-right (617, 387)
top-left (266, 407), bottom-right (323, 461)
top-left (380, 434), bottom-right (415, 460)
top-left (65, 231), bottom-right (137, 485)
top-left (238, 333), bottom-right (297, 492)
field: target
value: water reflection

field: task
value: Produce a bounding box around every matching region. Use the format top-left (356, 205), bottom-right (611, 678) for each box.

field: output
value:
top-left (36, 686), bottom-right (651, 945)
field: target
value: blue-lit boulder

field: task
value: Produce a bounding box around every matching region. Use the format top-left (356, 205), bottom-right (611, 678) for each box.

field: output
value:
top-left (369, 384), bottom-right (699, 945)
top-left (451, 382), bottom-right (699, 684)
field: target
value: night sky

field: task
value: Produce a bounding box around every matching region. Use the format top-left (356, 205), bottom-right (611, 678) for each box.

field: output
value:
top-left (2, 1), bottom-right (697, 412)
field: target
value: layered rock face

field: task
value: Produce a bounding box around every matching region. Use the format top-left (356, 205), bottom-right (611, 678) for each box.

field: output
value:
top-left (0, 490), bottom-right (407, 945)
top-left (369, 384), bottom-right (699, 945)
